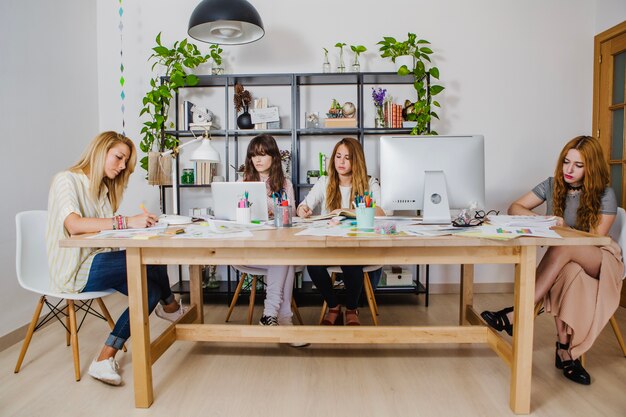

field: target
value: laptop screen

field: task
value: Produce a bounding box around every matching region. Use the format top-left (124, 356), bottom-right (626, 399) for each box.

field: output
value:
top-left (211, 182), bottom-right (269, 222)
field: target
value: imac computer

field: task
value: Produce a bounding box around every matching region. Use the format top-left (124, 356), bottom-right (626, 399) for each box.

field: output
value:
top-left (380, 135), bottom-right (485, 224)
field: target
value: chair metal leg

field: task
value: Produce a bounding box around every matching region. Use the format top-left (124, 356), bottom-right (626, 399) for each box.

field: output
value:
top-left (96, 298), bottom-right (127, 353)
top-left (65, 303), bottom-right (71, 346)
top-left (291, 298), bottom-right (303, 325)
top-left (67, 300), bottom-right (81, 381)
top-left (14, 296), bottom-right (46, 373)
top-left (225, 274), bottom-right (246, 322)
top-left (609, 315), bottom-right (626, 357)
top-left (247, 276), bottom-right (257, 325)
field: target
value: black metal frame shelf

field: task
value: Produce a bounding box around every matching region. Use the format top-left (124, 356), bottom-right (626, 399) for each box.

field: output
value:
top-left (161, 71), bottom-right (430, 305)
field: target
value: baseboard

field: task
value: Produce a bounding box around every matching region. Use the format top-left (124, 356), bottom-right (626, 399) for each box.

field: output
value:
top-left (428, 282), bottom-right (514, 294)
top-left (0, 322), bottom-right (30, 353)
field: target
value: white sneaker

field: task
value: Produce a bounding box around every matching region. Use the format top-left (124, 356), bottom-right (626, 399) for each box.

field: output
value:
top-left (278, 316), bottom-right (310, 348)
top-left (155, 303), bottom-right (186, 322)
top-left (88, 357), bottom-right (122, 386)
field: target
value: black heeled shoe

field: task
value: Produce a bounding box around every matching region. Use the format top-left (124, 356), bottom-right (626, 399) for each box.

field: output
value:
top-left (555, 341), bottom-right (591, 385)
top-left (480, 306), bottom-right (514, 336)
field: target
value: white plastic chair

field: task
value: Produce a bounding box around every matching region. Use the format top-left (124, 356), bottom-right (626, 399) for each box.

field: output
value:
top-left (14, 210), bottom-right (122, 381)
top-left (319, 265), bottom-right (383, 325)
top-left (225, 265), bottom-right (304, 325)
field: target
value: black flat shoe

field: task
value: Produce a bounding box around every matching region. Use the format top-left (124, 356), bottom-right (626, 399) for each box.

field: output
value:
top-left (555, 341), bottom-right (591, 385)
top-left (480, 306), bottom-right (514, 336)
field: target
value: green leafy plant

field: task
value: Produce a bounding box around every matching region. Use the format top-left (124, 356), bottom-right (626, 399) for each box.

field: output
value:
top-left (350, 44), bottom-right (367, 65)
top-left (378, 32), bottom-right (444, 135)
top-left (335, 42), bottom-right (346, 71)
top-left (209, 44), bottom-right (223, 65)
top-left (138, 33), bottom-right (210, 172)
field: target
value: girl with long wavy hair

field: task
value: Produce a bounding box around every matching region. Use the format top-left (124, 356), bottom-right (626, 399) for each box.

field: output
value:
top-left (46, 131), bottom-right (184, 386)
top-left (297, 137), bottom-right (385, 325)
top-left (481, 135), bottom-right (623, 386)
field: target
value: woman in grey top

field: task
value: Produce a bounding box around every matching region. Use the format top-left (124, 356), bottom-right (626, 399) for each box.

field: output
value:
top-left (481, 136), bottom-right (623, 386)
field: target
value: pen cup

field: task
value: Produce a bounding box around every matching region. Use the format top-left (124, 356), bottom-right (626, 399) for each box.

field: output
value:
top-left (356, 207), bottom-right (375, 231)
top-left (274, 204), bottom-right (293, 228)
top-left (236, 207), bottom-right (251, 224)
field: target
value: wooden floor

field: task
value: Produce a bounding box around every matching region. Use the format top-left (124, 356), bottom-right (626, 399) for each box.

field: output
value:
top-left (1, 292), bottom-right (625, 417)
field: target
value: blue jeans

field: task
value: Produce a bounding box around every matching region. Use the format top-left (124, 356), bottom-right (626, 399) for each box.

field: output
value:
top-left (83, 250), bottom-right (174, 350)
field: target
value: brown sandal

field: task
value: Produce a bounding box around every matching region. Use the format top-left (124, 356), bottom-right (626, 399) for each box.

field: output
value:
top-left (322, 306), bottom-right (343, 325)
top-left (345, 308), bottom-right (360, 326)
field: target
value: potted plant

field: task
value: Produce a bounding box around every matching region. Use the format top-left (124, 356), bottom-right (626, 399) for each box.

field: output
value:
top-left (209, 44), bottom-right (224, 75)
top-left (350, 44), bottom-right (367, 72)
top-left (139, 33), bottom-right (210, 175)
top-left (335, 42), bottom-right (346, 73)
top-left (377, 32), bottom-right (444, 135)
top-left (377, 34), bottom-right (414, 70)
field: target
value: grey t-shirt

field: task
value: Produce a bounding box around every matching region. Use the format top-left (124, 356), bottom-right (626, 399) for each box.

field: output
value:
top-left (531, 177), bottom-right (617, 229)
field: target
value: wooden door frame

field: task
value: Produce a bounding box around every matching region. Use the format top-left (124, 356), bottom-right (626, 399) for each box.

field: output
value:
top-left (593, 20), bottom-right (626, 156)
top-left (592, 20), bottom-right (626, 307)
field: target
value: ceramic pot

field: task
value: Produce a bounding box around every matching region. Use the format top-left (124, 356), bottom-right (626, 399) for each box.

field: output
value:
top-left (394, 55), bottom-right (414, 71)
top-left (237, 106), bottom-right (253, 129)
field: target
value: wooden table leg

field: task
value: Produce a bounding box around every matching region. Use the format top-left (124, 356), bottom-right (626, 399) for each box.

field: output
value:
top-left (459, 264), bottom-right (474, 325)
top-left (510, 246), bottom-right (536, 414)
top-left (126, 248), bottom-right (153, 408)
top-left (189, 265), bottom-right (204, 324)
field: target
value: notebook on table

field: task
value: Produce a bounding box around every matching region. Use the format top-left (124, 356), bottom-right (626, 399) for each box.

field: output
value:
top-left (211, 181), bottom-right (269, 222)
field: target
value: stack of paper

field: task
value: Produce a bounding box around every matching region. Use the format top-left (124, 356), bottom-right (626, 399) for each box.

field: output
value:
top-left (487, 215), bottom-right (557, 228)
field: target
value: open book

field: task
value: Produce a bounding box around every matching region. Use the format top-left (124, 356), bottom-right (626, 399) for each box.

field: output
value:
top-left (486, 215), bottom-right (557, 228)
top-left (306, 210), bottom-right (356, 221)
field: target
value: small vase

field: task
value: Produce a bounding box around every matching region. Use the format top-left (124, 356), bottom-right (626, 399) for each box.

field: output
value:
top-left (203, 265), bottom-right (220, 289)
top-left (282, 159), bottom-right (291, 175)
top-left (374, 116), bottom-right (385, 128)
top-left (322, 52), bottom-right (331, 73)
top-left (211, 61), bottom-right (224, 75)
top-left (237, 105), bottom-right (253, 129)
top-left (351, 55), bottom-right (360, 72)
top-left (337, 49), bottom-right (345, 73)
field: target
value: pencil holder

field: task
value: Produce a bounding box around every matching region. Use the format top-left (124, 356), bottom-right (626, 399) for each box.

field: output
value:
top-left (356, 207), bottom-right (375, 230)
top-left (274, 204), bottom-right (293, 227)
top-left (236, 207), bottom-right (251, 224)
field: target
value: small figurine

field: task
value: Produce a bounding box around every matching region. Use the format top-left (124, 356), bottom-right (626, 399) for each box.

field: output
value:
top-left (342, 102), bottom-right (356, 118)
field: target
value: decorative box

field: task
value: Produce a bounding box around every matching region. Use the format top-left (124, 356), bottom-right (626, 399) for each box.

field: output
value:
top-left (382, 267), bottom-right (414, 286)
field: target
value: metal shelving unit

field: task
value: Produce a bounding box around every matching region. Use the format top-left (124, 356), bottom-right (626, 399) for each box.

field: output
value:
top-left (161, 71), bottom-right (430, 304)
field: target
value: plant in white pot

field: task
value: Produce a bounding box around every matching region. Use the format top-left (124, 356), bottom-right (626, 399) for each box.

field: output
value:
top-left (377, 32), bottom-right (444, 135)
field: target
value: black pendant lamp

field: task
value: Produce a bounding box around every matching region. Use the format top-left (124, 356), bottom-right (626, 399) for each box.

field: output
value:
top-left (188, 0), bottom-right (265, 45)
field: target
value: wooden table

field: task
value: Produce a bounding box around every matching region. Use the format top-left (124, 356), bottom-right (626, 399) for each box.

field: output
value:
top-left (61, 227), bottom-right (609, 414)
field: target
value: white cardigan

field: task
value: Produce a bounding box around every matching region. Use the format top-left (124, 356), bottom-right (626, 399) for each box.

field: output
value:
top-left (298, 176), bottom-right (382, 215)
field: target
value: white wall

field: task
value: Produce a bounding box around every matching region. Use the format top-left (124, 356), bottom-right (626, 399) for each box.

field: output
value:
top-left (595, 0), bottom-right (626, 33)
top-left (0, 0), bottom-right (99, 338)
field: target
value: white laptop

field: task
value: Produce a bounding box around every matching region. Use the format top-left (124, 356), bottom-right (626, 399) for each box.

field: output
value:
top-left (211, 181), bottom-right (269, 222)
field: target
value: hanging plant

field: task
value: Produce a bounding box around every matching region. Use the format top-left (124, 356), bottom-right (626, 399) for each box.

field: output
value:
top-left (377, 32), bottom-right (444, 135)
top-left (138, 33), bottom-right (210, 172)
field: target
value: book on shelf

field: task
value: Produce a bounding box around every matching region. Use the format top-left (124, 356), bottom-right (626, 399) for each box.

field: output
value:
top-left (253, 97), bottom-right (268, 129)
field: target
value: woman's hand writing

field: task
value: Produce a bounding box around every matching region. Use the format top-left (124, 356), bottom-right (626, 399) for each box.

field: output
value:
top-left (127, 212), bottom-right (158, 229)
top-left (297, 204), bottom-right (312, 218)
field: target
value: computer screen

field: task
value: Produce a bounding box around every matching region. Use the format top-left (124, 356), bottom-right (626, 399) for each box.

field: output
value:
top-left (380, 135), bottom-right (485, 224)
